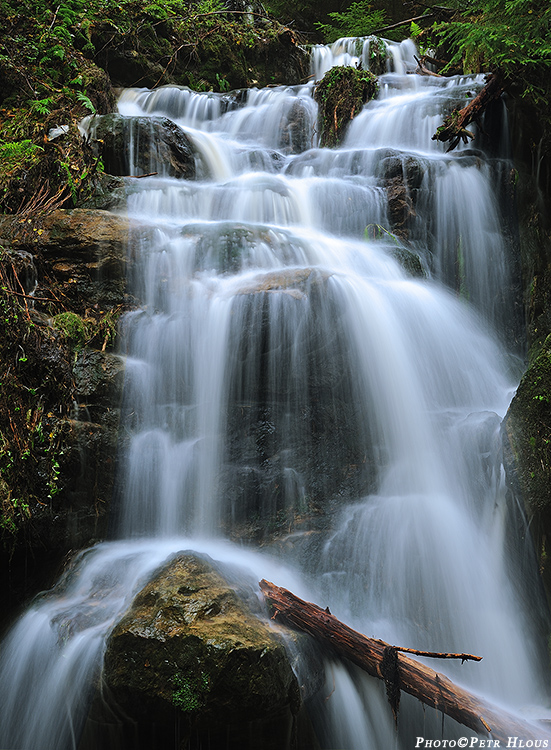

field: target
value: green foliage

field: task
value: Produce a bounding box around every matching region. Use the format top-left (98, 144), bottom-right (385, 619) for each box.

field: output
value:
top-left (52, 307), bottom-right (122, 351)
top-left (263, 0), bottom-right (313, 25)
top-left (75, 91), bottom-right (96, 114)
top-left (29, 98), bottom-right (54, 116)
top-left (434, 0), bottom-right (551, 99)
top-left (0, 140), bottom-right (44, 174)
top-left (0, 252), bottom-right (75, 544)
top-left (315, 0), bottom-right (387, 43)
top-left (365, 223), bottom-right (399, 244)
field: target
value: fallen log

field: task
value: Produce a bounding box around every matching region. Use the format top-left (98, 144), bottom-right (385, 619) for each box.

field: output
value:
top-left (432, 72), bottom-right (505, 151)
top-left (259, 579), bottom-right (550, 745)
top-left (414, 55), bottom-right (444, 78)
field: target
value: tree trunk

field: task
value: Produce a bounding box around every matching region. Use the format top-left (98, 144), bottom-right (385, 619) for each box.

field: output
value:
top-left (432, 72), bottom-right (505, 151)
top-left (259, 579), bottom-right (549, 745)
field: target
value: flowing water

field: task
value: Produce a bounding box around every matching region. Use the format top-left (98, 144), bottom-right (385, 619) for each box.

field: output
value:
top-left (0, 36), bottom-right (549, 749)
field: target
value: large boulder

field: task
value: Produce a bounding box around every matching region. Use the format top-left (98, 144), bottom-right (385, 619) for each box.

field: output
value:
top-left (94, 552), bottom-right (317, 750)
top-left (86, 114), bottom-right (197, 179)
top-left (314, 66), bottom-right (379, 148)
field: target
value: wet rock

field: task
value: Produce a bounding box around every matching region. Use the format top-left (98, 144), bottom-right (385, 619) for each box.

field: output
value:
top-left (0, 210), bottom-right (132, 614)
top-left (279, 99), bottom-right (315, 155)
top-left (181, 222), bottom-right (298, 274)
top-left (0, 208), bottom-right (146, 312)
top-left (77, 173), bottom-right (128, 212)
top-left (96, 552), bottom-right (317, 750)
top-left (385, 176), bottom-right (416, 239)
top-left (503, 337), bottom-right (551, 596)
top-left (2, 248), bottom-right (38, 294)
top-left (73, 349), bottom-right (125, 427)
top-left (87, 113), bottom-right (197, 179)
top-left (377, 152), bottom-right (425, 240)
top-left (387, 245), bottom-right (425, 277)
top-left (25, 416), bottom-right (117, 555)
top-left (233, 267), bottom-right (331, 296)
top-left (220, 268), bottom-right (378, 541)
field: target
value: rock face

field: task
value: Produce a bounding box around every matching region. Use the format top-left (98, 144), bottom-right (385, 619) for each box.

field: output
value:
top-left (376, 151), bottom-right (425, 241)
top-left (0, 209), bottom-right (139, 615)
top-left (94, 552), bottom-right (316, 750)
top-left (218, 268), bottom-right (379, 543)
top-left (503, 336), bottom-right (551, 596)
top-left (0, 208), bottom-right (140, 312)
top-left (87, 114), bottom-right (197, 179)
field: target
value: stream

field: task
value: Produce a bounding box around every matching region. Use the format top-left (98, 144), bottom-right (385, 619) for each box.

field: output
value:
top-left (0, 35), bottom-right (549, 750)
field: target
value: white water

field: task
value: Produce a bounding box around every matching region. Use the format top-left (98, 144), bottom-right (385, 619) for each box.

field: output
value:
top-left (0, 37), bottom-right (549, 749)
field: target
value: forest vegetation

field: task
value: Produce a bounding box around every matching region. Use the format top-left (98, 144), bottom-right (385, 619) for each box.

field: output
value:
top-left (0, 0), bottom-right (549, 214)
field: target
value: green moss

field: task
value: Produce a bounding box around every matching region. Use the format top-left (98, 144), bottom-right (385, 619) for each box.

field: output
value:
top-left (52, 312), bottom-right (91, 350)
top-left (172, 671), bottom-right (210, 712)
top-left (314, 66), bottom-right (378, 147)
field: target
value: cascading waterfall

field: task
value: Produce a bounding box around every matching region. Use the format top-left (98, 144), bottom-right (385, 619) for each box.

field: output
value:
top-left (0, 36), bottom-right (549, 749)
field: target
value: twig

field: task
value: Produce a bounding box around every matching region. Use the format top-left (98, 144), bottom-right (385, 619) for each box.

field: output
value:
top-left (394, 646), bottom-right (482, 662)
top-left (2, 289), bottom-right (58, 303)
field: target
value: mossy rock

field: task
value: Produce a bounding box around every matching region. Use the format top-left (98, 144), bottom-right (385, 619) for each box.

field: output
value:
top-left (503, 336), bottom-right (551, 596)
top-left (504, 336), bottom-right (551, 516)
top-left (314, 66), bottom-right (378, 148)
top-left (100, 552), bottom-right (312, 749)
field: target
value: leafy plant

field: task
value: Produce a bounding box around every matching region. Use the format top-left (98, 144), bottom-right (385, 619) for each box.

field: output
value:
top-left (315, 0), bottom-right (387, 43)
top-left (0, 140), bottom-right (44, 173)
top-left (434, 0), bottom-right (551, 99)
top-left (75, 91), bottom-right (96, 114)
top-left (215, 72), bottom-right (230, 92)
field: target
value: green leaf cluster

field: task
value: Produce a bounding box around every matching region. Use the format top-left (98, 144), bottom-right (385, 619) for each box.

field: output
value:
top-left (314, 0), bottom-right (387, 43)
top-left (0, 141), bottom-right (44, 175)
top-left (434, 0), bottom-right (551, 98)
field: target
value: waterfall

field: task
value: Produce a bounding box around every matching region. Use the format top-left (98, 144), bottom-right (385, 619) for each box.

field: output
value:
top-left (0, 37), bottom-right (549, 749)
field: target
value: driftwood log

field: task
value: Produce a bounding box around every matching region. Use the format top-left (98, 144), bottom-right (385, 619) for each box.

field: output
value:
top-left (432, 72), bottom-right (505, 151)
top-left (260, 579), bottom-right (550, 745)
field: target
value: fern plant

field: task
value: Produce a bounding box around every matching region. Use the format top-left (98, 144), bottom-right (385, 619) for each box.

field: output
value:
top-left (315, 0), bottom-right (387, 43)
top-left (0, 140), bottom-right (44, 174)
top-left (75, 91), bottom-right (96, 114)
top-left (435, 0), bottom-right (551, 88)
